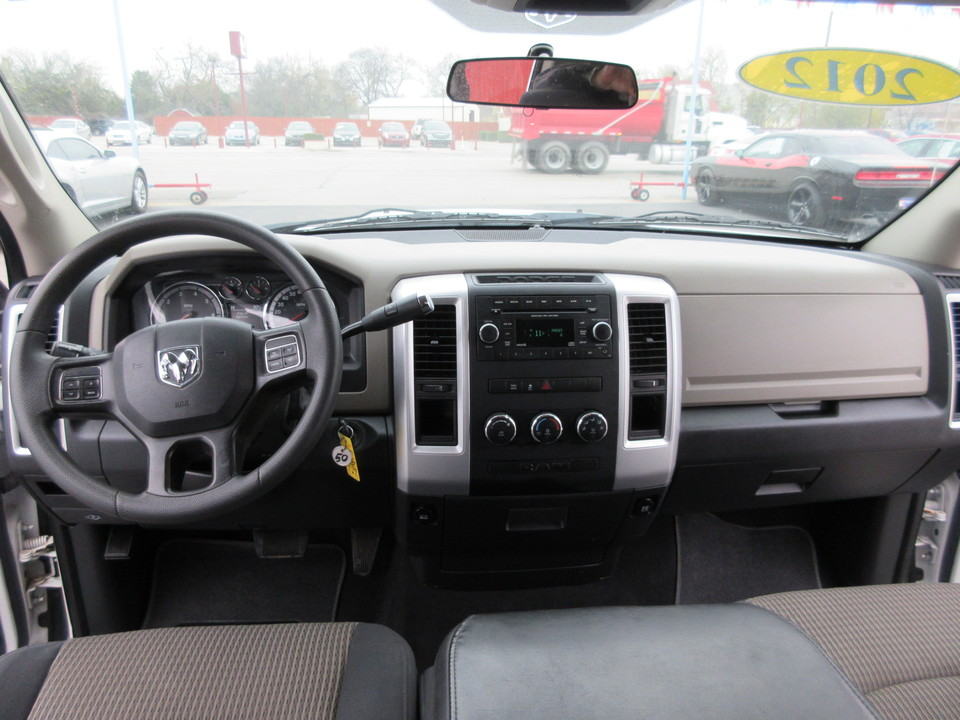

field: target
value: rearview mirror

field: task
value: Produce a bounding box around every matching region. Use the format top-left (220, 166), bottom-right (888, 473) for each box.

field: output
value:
top-left (447, 57), bottom-right (639, 110)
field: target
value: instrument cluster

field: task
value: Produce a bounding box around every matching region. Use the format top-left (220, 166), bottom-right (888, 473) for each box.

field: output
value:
top-left (143, 272), bottom-right (309, 330)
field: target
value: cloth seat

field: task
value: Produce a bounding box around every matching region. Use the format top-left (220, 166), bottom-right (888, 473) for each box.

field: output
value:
top-left (0, 622), bottom-right (416, 720)
top-left (423, 582), bottom-right (960, 720)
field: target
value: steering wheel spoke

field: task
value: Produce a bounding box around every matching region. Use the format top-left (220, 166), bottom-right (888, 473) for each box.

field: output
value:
top-left (143, 427), bottom-right (239, 497)
top-left (254, 322), bottom-right (308, 390)
top-left (47, 352), bottom-right (116, 417)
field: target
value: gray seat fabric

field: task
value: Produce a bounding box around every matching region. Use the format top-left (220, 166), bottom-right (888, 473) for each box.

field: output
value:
top-left (746, 583), bottom-right (960, 720)
top-left (0, 622), bottom-right (415, 720)
top-left (422, 603), bottom-right (879, 720)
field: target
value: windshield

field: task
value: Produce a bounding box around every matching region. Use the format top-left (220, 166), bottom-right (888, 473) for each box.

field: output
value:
top-left (1, 0), bottom-right (957, 243)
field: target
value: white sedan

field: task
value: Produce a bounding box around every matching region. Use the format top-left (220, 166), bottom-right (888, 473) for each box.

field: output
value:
top-left (106, 120), bottom-right (153, 146)
top-left (33, 129), bottom-right (148, 215)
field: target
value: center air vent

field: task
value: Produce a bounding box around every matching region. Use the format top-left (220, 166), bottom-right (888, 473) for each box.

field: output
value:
top-left (950, 300), bottom-right (960, 425)
top-left (413, 305), bottom-right (457, 379)
top-left (626, 302), bottom-right (668, 440)
top-left (627, 304), bottom-right (667, 374)
top-left (412, 304), bottom-right (458, 445)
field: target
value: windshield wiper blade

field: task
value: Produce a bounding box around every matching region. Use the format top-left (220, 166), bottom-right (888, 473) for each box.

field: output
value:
top-left (281, 209), bottom-right (557, 233)
top-left (591, 212), bottom-right (849, 241)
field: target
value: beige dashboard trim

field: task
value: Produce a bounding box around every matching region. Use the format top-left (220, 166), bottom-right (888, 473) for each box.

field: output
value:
top-left (89, 233), bottom-right (926, 413)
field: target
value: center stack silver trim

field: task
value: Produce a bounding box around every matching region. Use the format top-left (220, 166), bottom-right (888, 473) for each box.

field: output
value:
top-left (393, 274), bottom-right (471, 495)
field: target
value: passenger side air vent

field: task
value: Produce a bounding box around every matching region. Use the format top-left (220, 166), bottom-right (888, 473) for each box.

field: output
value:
top-left (413, 304), bottom-right (458, 445)
top-left (627, 302), bottom-right (668, 440)
top-left (950, 300), bottom-right (960, 425)
top-left (474, 273), bottom-right (600, 284)
top-left (628, 304), bottom-right (667, 374)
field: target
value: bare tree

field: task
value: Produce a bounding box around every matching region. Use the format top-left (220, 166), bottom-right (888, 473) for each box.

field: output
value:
top-left (420, 54), bottom-right (459, 97)
top-left (0, 51), bottom-right (122, 118)
top-left (336, 47), bottom-right (413, 106)
top-left (152, 42), bottom-right (234, 115)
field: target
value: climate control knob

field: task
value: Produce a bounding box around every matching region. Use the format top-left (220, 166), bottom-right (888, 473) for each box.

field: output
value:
top-left (484, 414), bottom-right (517, 445)
top-left (530, 413), bottom-right (563, 444)
top-left (478, 323), bottom-right (500, 344)
top-left (591, 321), bottom-right (613, 342)
top-left (576, 411), bottom-right (608, 443)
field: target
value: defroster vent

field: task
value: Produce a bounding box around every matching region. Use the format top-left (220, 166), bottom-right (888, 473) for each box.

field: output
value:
top-left (628, 303), bottom-right (667, 375)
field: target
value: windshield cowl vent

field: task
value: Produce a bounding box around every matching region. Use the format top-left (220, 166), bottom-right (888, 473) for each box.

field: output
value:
top-left (627, 303), bottom-right (667, 375)
top-left (413, 305), bottom-right (457, 380)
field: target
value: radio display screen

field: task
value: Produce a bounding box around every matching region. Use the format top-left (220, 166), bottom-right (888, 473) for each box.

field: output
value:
top-left (517, 319), bottom-right (574, 347)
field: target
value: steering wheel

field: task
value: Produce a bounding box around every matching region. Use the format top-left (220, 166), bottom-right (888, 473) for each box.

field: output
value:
top-left (9, 211), bottom-right (342, 524)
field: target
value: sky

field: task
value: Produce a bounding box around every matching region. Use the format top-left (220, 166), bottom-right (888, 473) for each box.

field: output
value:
top-left (1, 0), bottom-right (959, 97)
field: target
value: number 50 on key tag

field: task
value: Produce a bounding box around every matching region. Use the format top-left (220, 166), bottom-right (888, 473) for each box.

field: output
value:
top-left (332, 422), bottom-right (361, 482)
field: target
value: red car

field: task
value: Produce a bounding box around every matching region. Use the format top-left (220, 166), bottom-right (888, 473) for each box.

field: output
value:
top-left (377, 121), bottom-right (409, 148)
top-left (897, 134), bottom-right (960, 167)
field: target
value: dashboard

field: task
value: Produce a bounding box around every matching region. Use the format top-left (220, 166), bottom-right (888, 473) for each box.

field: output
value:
top-left (6, 227), bottom-right (960, 587)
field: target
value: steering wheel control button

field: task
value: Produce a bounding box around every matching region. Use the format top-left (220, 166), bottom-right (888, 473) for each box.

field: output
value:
top-left (484, 414), bottom-right (518, 445)
top-left (59, 368), bottom-right (101, 402)
top-left (478, 323), bottom-right (500, 344)
top-left (576, 411), bottom-right (608, 443)
top-left (591, 321), bottom-right (614, 342)
top-left (265, 335), bottom-right (301, 373)
top-left (531, 412), bottom-right (563, 443)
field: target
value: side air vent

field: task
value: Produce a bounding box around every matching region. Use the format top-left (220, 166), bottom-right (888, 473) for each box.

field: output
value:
top-left (45, 311), bottom-right (61, 353)
top-left (627, 303), bottom-right (667, 374)
top-left (413, 304), bottom-right (458, 445)
top-left (951, 300), bottom-right (960, 425)
top-left (474, 273), bottom-right (600, 285)
top-left (936, 275), bottom-right (960, 290)
top-left (626, 302), bottom-right (668, 440)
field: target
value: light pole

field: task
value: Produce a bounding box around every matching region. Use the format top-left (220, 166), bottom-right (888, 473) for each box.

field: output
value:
top-left (230, 32), bottom-right (251, 148)
top-left (112, 0), bottom-right (139, 158)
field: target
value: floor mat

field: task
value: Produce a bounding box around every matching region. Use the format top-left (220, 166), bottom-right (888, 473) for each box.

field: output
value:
top-left (676, 513), bottom-right (821, 605)
top-left (143, 539), bottom-right (345, 628)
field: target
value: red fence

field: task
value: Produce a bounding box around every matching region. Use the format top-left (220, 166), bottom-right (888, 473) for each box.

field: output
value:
top-left (151, 116), bottom-right (498, 139)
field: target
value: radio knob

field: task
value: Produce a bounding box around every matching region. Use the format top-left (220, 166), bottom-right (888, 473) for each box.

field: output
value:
top-left (478, 323), bottom-right (500, 344)
top-left (576, 411), bottom-right (608, 443)
top-left (530, 413), bottom-right (563, 444)
top-left (591, 321), bottom-right (613, 342)
top-left (484, 414), bottom-right (517, 445)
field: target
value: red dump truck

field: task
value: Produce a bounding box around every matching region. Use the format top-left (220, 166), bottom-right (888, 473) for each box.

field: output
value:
top-left (509, 77), bottom-right (750, 174)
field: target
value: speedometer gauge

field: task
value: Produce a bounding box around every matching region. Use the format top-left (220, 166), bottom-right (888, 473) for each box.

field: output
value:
top-left (150, 282), bottom-right (224, 324)
top-left (264, 285), bottom-right (308, 329)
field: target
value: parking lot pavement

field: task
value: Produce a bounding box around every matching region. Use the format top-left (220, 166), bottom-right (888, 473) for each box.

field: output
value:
top-left (89, 136), bottom-right (736, 227)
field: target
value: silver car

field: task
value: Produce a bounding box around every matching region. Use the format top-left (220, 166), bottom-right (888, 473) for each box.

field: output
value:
top-left (225, 120), bottom-right (260, 146)
top-left (47, 117), bottom-right (91, 139)
top-left (33, 130), bottom-right (147, 215)
top-left (106, 120), bottom-right (153, 146)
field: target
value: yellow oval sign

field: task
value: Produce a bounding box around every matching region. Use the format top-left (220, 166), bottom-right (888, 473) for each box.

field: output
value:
top-left (738, 49), bottom-right (960, 106)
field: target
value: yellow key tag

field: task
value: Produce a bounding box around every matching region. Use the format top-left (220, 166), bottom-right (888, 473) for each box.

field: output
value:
top-left (336, 430), bottom-right (361, 482)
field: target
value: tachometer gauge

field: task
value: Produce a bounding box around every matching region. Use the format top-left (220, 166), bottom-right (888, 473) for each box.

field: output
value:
top-left (264, 284), bottom-right (308, 329)
top-left (150, 282), bottom-right (224, 324)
